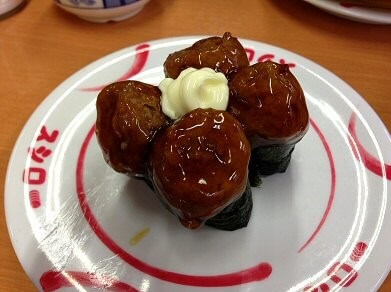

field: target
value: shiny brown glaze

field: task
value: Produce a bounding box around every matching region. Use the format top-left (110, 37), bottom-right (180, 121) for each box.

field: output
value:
top-left (149, 108), bottom-right (250, 229)
top-left (96, 80), bottom-right (170, 176)
top-left (228, 61), bottom-right (309, 146)
top-left (164, 32), bottom-right (249, 80)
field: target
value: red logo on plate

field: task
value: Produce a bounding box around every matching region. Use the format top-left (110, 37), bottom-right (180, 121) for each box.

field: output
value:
top-left (304, 241), bottom-right (368, 291)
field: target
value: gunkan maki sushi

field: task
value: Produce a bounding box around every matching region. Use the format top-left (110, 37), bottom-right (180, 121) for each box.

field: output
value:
top-left (228, 61), bottom-right (309, 186)
top-left (149, 108), bottom-right (252, 230)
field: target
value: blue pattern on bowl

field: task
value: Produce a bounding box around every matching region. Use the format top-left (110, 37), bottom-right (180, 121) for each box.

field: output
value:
top-left (69, 0), bottom-right (96, 5)
top-left (57, 0), bottom-right (140, 8)
top-left (104, 0), bottom-right (139, 8)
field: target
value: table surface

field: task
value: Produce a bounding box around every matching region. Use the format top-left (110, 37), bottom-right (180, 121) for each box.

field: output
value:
top-left (1, 0), bottom-right (390, 291)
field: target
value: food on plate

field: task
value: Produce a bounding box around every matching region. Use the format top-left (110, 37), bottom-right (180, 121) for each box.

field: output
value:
top-left (149, 108), bottom-right (251, 229)
top-left (163, 32), bottom-right (249, 80)
top-left (96, 80), bottom-right (170, 176)
top-left (228, 61), bottom-right (309, 185)
top-left (95, 32), bottom-right (309, 230)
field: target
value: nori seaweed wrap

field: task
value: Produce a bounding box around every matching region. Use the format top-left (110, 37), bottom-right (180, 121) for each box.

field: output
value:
top-left (228, 61), bottom-right (309, 186)
top-left (206, 180), bottom-right (252, 231)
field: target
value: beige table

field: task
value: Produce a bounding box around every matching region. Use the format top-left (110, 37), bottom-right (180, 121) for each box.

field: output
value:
top-left (1, 0), bottom-right (390, 290)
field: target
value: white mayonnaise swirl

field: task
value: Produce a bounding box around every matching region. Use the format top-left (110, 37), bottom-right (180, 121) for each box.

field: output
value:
top-left (159, 67), bottom-right (229, 120)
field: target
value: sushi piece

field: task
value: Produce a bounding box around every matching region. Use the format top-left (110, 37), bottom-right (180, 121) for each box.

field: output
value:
top-left (140, 173), bottom-right (253, 231)
top-left (149, 108), bottom-right (252, 230)
top-left (96, 80), bottom-right (170, 177)
top-left (164, 32), bottom-right (249, 80)
top-left (228, 61), bottom-right (309, 185)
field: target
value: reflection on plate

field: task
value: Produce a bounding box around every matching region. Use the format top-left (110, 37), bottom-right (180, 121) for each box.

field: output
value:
top-left (303, 0), bottom-right (391, 24)
top-left (5, 37), bottom-right (391, 292)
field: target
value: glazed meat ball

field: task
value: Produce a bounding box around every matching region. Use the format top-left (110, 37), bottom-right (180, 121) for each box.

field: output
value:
top-left (96, 80), bottom-right (170, 176)
top-left (228, 61), bottom-right (309, 146)
top-left (164, 32), bottom-right (249, 80)
top-left (149, 108), bottom-right (250, 229)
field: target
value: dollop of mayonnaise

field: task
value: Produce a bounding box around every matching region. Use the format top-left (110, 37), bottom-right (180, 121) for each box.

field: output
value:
top-left (159, 67), bottom-right (229, 120)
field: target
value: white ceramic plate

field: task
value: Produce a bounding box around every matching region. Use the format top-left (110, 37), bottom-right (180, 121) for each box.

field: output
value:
top-left (303, 0), bottom-right (391, 24)
top-left (5, 36), bottom-right (391, 292)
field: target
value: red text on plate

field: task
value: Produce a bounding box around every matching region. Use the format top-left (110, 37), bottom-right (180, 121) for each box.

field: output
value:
top-left (38, 126), bottom-right (59, 143)
top-left (303, 241), bottom-right (367, 291)
top-left (23, 125), bottom-right (60, 209)
top-left (23, 167), bottom-right (46, 185)
top-left (244, 48), bottom-right (296, 68)
top-left (28, 146), bottom-right (52, 163)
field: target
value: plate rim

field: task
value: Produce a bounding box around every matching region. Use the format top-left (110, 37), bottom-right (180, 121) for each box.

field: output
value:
top-left (302, 0), bottom-right (391, 24)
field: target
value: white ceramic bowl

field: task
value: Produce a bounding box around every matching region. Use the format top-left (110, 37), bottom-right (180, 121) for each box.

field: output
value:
top-left (0, 0), bottom-right (24, 16)
top-left (54, 0), bottom-right (150, 23)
